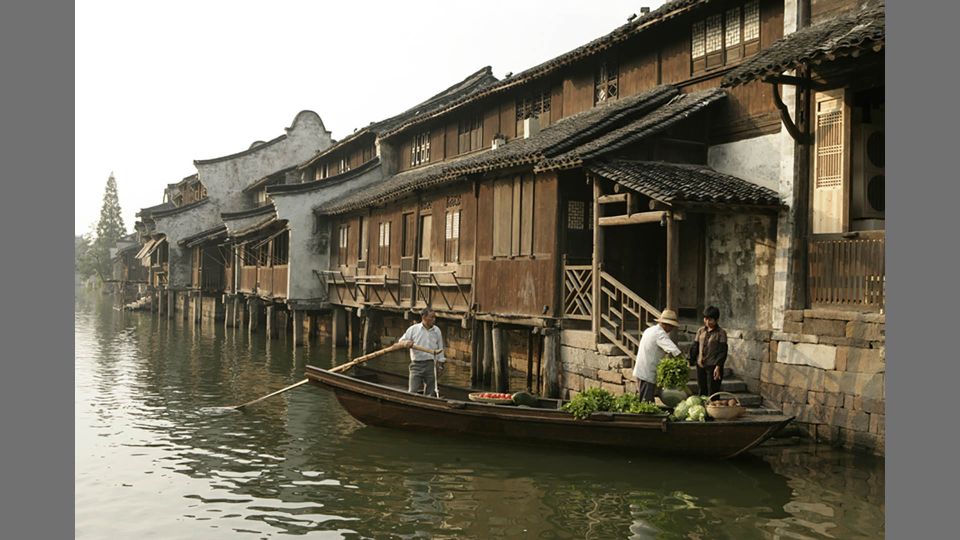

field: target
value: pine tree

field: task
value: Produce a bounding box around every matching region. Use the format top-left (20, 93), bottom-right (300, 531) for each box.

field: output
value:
top-left (90, 172), bottom-right (127, 281)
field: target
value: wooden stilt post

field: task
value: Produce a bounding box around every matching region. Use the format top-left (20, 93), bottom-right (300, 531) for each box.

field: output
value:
top-left (592, 175), bottom-right (604, 341)
top-left (666, 212), bottom-right (680, 312)
top-left (248, 298), bottom-right (259, 333)
top-left (526, 330), bottom-right (535, 392)
top-left (470, 318), bottom-right (481, 388)
top-left (482, 321), bottom-right (494, 388)
top-left (542, 327), bottom-right (560, 399)
top-left (492, 324), bottom-right (508, 393)
top-left (332, 308), bottom-right (347, 347)
top-left (167, 290), bottom-right (175, 320)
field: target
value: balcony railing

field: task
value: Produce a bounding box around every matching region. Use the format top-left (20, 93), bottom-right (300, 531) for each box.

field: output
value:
top-left (808, 231), bottom-right (885, 311)
top-left (562, 264), bottom-right (593, 321)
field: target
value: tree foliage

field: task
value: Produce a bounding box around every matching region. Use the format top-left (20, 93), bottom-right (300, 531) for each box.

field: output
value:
top-left (76, 173), bottom-right (127, 282)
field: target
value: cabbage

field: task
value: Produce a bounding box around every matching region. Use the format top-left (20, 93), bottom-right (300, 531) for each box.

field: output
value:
top-left (686, 404), bottom-right (706, 422)
top-left (684, 395), bottom-right (703, 408)
top-left (673, 401), bottom-right (691, 420)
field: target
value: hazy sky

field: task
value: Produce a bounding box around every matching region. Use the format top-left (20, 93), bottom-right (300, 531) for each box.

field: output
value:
top-left (75, 0), bottom-right (665, 235)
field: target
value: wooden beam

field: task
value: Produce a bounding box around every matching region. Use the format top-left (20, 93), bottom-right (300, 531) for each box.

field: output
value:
top-left (666, 214), bottom-right (680, 312)
top-left (599, 211), bottom-right (668, 227)
top-left (597, 193), bottom-right (627, 204)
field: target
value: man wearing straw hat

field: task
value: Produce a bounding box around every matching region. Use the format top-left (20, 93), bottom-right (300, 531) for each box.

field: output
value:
top-left (398, 308), bottom-right (446, 397)
top-left (632, 309), bottom-right (683, 403)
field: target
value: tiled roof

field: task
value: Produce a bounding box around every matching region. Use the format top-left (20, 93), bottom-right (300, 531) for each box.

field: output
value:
top-left (179, 225), bottom-right (228, 248)
top-left (268, 158), bottom-right (381, 196)
top-left (723, 3), bottom-right (885, 87)
top-left (586, 160), bottom-right (780, 208)
top-left (379, 0), bottom-right (710, 140)
top-left (151, 198), bottom-right (210, 219)
top-left (136, 201), bottom-right (175, 218)
top-left (242, 165), bottom-right (298, 193)
top-left (536, 88), bottom-right (726, 171)
top-left (316, 85), bottom-right (727, 215)
top-left (299, 67), bottom-right (499, 169)
top-left (221, 202), bottom-right (275, 221)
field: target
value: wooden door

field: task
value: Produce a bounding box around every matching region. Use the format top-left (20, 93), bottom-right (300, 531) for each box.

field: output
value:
top-left (812, 88), bottom-right (850, 234)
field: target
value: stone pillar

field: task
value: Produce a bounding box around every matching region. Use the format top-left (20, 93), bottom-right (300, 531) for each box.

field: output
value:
top-left (248, 297), bottom-right (261, 333)
top-left (492, 324), bottom-right (508, 393)
top-left (265, 304), bottom-right (275, 339)
top-left (167, 290), bottom-right (175, 320)
top-left (542, 328), bottom-right (560, 399)
top-left (292, 310), bottom-right (302, 347)
top-left (157, 290), bottom-right (163, 317)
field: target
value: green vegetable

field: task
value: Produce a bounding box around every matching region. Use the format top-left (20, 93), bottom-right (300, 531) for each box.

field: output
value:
top-left (656, 355), bottom-right (689, 390)
top-left (613, 393), bottom-right (663, 415)
top-left (686, 404), bottom-right (706, 422)
top-left (684, 395), bottom-right (706, 408)
top-left (562, 387), bottom-right (616, 420)
top-left (672, 401), bottom-right (691, 421)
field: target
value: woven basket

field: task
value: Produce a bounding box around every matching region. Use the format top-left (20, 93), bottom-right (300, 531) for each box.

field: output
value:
top-left (705, 391), bottom-right (746, 420)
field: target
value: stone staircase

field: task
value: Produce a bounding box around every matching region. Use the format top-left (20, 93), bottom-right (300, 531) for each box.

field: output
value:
top-left (675, 339), bottom-right (773, 412)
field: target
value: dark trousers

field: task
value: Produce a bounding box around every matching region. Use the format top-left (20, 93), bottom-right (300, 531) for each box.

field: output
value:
top-left (636, 380), bottom-right (656, 403)
top-left (697, 364), bottom-right (723, 397)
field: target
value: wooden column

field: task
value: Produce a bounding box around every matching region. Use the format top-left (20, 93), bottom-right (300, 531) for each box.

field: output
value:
top-left (492, 324), bottom-right (509, 393)
top-left (248, 298), bottom-right (260, 333)
top-left (361, 310), bottom-right (382, 355)
top-left (482, 321), bottom-right (494, 388)
top-left (526, 330), bottom-right (535, 392)
top-left (666, 213), bottom-right (680, 312)
top-left (157, 289), bottom-right (163, 317)
top-left (332, 308), bottom-right (347, 347)
top-left (181, 292), bottom-right (190, 321)
top-left (470, 318), bottom-right (482, 387)
top-left (591, 176), bottom-right (603, 338)
top-left (542, 327), bottom-right (560, 399)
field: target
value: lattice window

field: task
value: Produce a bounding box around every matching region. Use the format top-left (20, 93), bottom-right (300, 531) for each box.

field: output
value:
top-left (516, 90), bottom-right (551, 120)
top-left (338, 225), bottom-right (348, 265)
top-left (411, 131), bottom-right (430, 166)
top-left (444, 209), bottom-right (461, 263)
top-left (338, 158), bottom-right (350, 175)
top-left (567, 200), bottom-right (585, 230)
top-left (594, 60), bottom-right (619, 105)
top-left (816, 110), bottom-right (844, 188)
top-left (705, 15), bottom-right (722, 53)
top-left (691, 21), bottom-right (705, 59)
top-left (744, 0), bottom-right (760, 42)
top-left (725, 7), bottom-right (741, 47)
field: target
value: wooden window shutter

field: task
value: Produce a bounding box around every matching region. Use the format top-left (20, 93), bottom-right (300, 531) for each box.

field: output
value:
top-left (492, 179), bottom-right (513, 257)
top-left (812, 89), bottom-right (851, 234)
top-left (520, 174), bottom-right (535, 256)
top-left (511, 176), bottom-right (522, 256)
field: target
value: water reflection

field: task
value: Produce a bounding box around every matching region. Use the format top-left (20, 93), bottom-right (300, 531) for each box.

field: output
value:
top-left (75, 292), bottom-right (884, 539)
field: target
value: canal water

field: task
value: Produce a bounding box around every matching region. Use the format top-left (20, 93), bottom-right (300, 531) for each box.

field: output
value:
top-left (76, 292), bottom-right (885, 539)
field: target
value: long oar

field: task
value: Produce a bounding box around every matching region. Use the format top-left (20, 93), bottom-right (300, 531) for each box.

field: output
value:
top-left (231, 342), bottom-right (439, 410)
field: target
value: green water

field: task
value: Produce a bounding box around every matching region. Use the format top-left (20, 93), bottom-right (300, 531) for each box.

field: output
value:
top-left (75, 292), bottom-right (884, 539)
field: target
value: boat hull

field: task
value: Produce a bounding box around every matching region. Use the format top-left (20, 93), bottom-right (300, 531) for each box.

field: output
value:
top-left (306, 365), bottom-right (793, 459)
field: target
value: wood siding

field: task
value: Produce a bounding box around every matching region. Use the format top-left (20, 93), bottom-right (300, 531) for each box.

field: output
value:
top-left (476, 172), bottom-right (558, 317)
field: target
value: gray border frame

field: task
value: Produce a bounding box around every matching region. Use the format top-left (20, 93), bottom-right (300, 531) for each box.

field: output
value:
top-left (2, 0), bottom-right (74, 536)
top-left (887, 0), bottom-right (953, 536)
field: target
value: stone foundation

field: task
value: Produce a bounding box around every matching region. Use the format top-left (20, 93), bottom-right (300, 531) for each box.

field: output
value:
top-left (763, 309), bottom-right (885, 455)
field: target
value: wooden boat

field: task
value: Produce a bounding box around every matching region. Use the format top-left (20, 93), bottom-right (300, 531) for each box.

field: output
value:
top-left (305, 364), bottom-right (794, 459)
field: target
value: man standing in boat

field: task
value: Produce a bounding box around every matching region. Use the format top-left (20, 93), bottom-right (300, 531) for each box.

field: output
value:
top-left (632, 309), bottom-right (683, 403)
top-left (398, 308), bottom-right (446, 397)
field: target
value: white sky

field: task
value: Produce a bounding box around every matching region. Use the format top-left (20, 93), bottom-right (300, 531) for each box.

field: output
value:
top-left (75, 0), bottom-right (666, 235)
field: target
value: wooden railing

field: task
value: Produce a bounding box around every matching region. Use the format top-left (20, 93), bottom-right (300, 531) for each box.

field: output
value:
top-left (270, 265), bottom-right (288, 298)
top-left (808, 231), bottom-right (885, 311)
top-left (598, 270), bottom-right (661, 358)
top-left (562, 264), bottom-right (593, 320)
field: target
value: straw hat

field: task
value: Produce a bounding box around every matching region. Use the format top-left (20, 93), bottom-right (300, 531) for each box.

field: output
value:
top-left (657, 309), bottom-right (680, 327)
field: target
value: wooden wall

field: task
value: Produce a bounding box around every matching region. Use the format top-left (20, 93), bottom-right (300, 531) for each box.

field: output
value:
top-left (475, 172), bottom-right (559, 317)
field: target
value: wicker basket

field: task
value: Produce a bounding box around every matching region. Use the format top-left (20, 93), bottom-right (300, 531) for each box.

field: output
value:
top-left (705, 391), bottom-right (746, 420)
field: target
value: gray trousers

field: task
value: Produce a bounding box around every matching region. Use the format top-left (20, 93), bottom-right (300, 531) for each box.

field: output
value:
top-left (408, 360), bottom-right (438, 397)
top-left (636, 379), bottom-right (656, 403)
